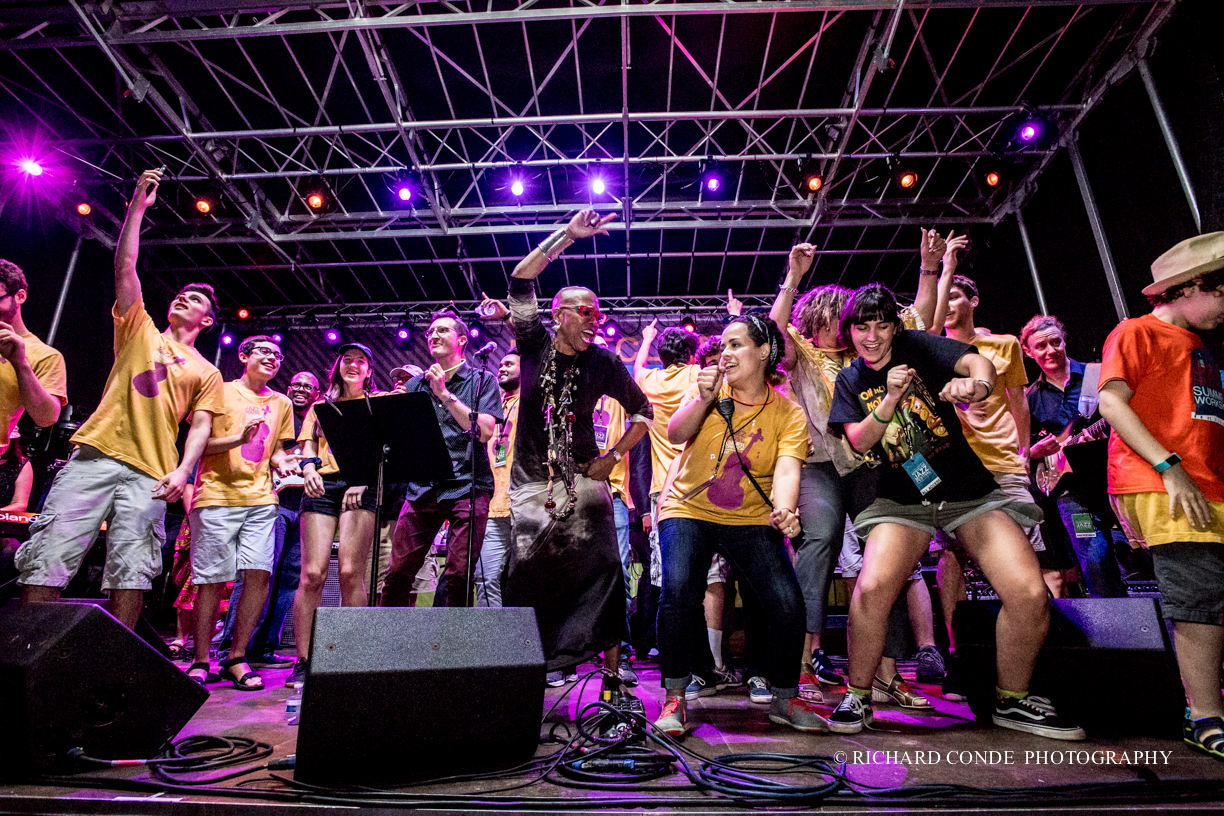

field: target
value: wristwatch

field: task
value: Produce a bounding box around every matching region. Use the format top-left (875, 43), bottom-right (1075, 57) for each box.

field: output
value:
top-left (442, 391), bottom-right (459, 404)
top-left (1153, 453), bottom-right (1182, 474)
top-left (610, 449), bottom-right (623, 463)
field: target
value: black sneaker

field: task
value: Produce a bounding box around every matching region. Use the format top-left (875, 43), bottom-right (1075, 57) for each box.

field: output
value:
top-left (286, 658), bottom-right (309, 689)
top-left (811, 649), bottom-right (842, 686)
top-left (941, 652), bottom-right (967, 702)
top-left (618, 654), bottom-right (639, 688)
top-left (249, 652), bottom-right (294, 669)
top-left (915, 645), bottom-right (945, 683)
top-left (829, 691), bottom-right (873, 734)
top-left (993, 695), bottom-right (1086, 741)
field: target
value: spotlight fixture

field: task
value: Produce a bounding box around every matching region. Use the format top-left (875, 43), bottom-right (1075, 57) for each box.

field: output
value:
top-left (1017, 121), bottom-right (1040, 143)
top-left (396, 186), bottom-right (412, 202)
top-left (76, 202), bottom-right (92, 216)
top-left (682, 315), bottom-right (697, 334)
top-left (194, 195), bottom-right (215, 215)
top-left (699, 161), bottom-right (727, 196)
top-left (220, 331), bottom-right (235, 347)
top-left (307, 192), bottom-right (325, 210)
top-left (896, 169), bottom-right (919, 190)
top-left (805, 174), bottom-right (824, 193)
top-left (323, 325), bottom-right (345, 346)
top-left (393, 320), bottom-right (413, 349)
top-left (590, 176), bottom-right (607, 196)
top-left (470, 326), bottom-right (482, 339)
top-left (604, 321), bottom-right (619, 339)
top-left (236, 308), bottom-right (250, 320)
top-left (510, 179), bottom-right (525, 197)
top-left (985, 170), bottom-right (1001, 188)
top-left (271, 331), bottom-right (284, 344)
top-left (19, 159), bottom-right (43, 177)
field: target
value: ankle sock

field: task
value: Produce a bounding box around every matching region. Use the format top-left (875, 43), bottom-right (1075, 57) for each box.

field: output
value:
top-left (996, 687), bottom-right (1027, 702)
top-left (708, 628), bottom-right (724, 670)
top-left (847, 684), bottom-right (871, 698)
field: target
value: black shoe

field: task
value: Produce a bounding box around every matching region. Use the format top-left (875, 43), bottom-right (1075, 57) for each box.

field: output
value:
top-left (249, 652), bottom-right (295, 669)
top-left (915, 645), bottom-right (946, 683)
top-left (811, 649), bottom-right (842, 686)
top-left (941, 652), bottom-right (966, 702)
top-left (618, 654), bottom-right (639, 688)
top-left (993, 694), bottom-right (1086, 741)
top-left (286, 659), bottom-right (309, 689)
top-left (828, 691), bottom-right (872, 734)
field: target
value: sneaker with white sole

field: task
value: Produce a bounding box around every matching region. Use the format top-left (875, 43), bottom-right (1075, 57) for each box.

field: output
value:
top-left (746, 675), bottom-right (772, 704)
top-left (546, 671), bottom-right (566, 688)
top-left (993, 695), bottom-right (1086, 741)
top-left (769, 695), bottom-right (830, 732)
top-left (829, 691), bottom-right (873, 734)
top-left (685, 674), bottom-right (718, 700)
top-left (654, 697), bottom-right (688, 737)
top-left (713, 665), bottom-right (743, 689)
top-left (811, 649), bottom-right (842, 686)
top-left (286, 658), bottom-right (308, 689)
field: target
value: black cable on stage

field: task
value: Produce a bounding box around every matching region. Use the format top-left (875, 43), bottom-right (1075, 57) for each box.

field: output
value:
top-left (67, 735), bottom-right (273, 785)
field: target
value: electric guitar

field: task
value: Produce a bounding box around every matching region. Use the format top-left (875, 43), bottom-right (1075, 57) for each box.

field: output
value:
top-left (1033, 416), bottom-right (1110, 496)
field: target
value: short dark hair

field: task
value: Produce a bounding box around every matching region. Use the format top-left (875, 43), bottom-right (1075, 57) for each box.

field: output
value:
top-left (1146, 268), bottom-right (1224, 307)
top-left (430, 309), bottom-right (470, 344)
top-left (657, 327), bottom-right (699, 368)
top-left (950, 274), bottom-right (978, 301)
top-left (725, 312), bottom-right (787, 387)
top-left (696, 334), bottom-right (722, 367)
top-left (1020, 315), bottom-right (1067, 350)
top-left (178, 282), bottom-right (218, 321)
top-left (839, 284), bottom-right (902, 348)
top-left (238, 334), bottom-right (277, 357)
top-left (505, 346), bottom-right (519, 356)
top-left (0, 259), bottom-right (28, 297)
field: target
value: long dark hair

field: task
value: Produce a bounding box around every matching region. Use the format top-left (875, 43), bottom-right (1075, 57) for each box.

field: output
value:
top-left (325, 348), bottom-right (378, 400)
top-left (725, 312), bottom-right (787, 387)
top-left (838, 284), bottom-right (902, 349)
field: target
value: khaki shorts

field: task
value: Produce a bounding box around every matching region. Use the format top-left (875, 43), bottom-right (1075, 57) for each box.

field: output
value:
top-left (854, 489), bottom-right (1043, 539)
top-left (189, 503), bottom-right (279, 584)
top-left (16, 446), bottom-right (166, 592)
top-left (929, 471), bottom-right (1046, 553)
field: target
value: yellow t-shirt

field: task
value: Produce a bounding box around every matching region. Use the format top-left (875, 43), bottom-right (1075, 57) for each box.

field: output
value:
top-left (635, 364), bottom-right (700, 496)
top-left (595, 395), bottom-right (634, 513)
top-left (72, 301), bottom-right (225, 480)
top-left (0, 333), bottom-right (68, 457)
top-left (659, 386), bottom-right (808, 526)
top-left (955, 332), bottom-right (1027, 475)
top-left (194, 382), bottom-right (295, 508)
top-left (488, 393), bottom-right (520, 518)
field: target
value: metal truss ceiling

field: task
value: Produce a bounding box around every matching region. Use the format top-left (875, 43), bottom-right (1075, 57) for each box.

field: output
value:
top-left (0, 0), bottom-right (1176, 312)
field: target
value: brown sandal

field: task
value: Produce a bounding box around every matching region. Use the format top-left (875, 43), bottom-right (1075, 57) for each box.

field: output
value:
top-left (871, 674), bottom-right (933, 710)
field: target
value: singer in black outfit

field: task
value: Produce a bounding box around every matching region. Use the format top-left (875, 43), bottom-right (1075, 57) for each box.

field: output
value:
top-left (381, 310), bottom-right (504, 608)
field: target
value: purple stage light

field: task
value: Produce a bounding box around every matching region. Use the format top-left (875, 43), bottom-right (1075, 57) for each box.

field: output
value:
top-left (397, 328), bottom-right (410, 340)
top-left (325, 329), bottom-right (341, 344)
top-left (221, 333), bottom-right (234, 346)
top-left (705, 176), bottom-right (721, 192)
top-left (1018, 122), bottom-right (1039, 142)
top-left (397, 186), bottom-right (412, 202)
top-left (271, 333), bottom-right (283, 343)
top-left (590, 177), bottom-right (606, 195)
top-left (605, 325), bottom-right (617, 338)
top-left (510, 179), bottom-right (525, 197)
top-left (471, 326), bottom-right (482, 338)
top-left (20, 159), bottom-right (43, 176)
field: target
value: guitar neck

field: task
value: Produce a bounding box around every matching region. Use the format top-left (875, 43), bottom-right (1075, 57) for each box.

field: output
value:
top-left (1066, 417), bottom-right (1109, 447)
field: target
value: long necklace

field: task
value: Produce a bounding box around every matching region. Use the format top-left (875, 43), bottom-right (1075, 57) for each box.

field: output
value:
top-left (540, 344), bottom-right (579, 519)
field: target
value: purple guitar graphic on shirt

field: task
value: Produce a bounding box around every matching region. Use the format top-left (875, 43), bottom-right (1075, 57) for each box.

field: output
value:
top-left (708, 427), bottom-right (764, 510)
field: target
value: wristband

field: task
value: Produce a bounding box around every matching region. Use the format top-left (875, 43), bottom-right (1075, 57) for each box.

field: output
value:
top-left (973, 379), bottom-right (992, 399)
top-left (919, 266), bottom-right (940, 276)
top-left (870, 407), bottom-right (890, 424)
top-left (1153, 453), bottom-right (1182, 474)
top-left (779, 285), bottom-right (800, 295)
top-left (538, 228), bottom-right (574, 261)
top-left (301, 457), bottom-right (323, 471)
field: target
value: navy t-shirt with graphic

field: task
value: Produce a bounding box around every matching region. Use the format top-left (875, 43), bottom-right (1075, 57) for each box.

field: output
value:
top-left (829, 329), bottom-right (997, 505)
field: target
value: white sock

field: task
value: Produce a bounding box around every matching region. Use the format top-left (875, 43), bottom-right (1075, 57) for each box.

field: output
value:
top-left (708, 627), bottom-right (724, 670)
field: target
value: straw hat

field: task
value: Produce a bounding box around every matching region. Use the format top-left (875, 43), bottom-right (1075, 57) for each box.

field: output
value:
top-left (1144, 232), bottom-right (1224, 296)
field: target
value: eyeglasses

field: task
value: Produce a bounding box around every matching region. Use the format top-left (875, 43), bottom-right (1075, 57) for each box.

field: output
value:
top-left (561, 304), bottom-right (606, 325)
top-left (288, 382), bottom-right (316, 391)
top-left (249, 346), bottom-right (284, 360)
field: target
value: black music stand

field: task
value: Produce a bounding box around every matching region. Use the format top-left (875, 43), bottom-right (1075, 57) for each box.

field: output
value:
top-left (315, 392), bottom-right (453, 606)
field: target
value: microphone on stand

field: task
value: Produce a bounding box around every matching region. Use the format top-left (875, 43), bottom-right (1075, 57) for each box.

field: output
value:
top-left (473, 341), bottom-right (498, 358)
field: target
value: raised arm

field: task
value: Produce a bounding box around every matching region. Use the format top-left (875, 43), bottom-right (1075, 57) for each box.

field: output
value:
top-left (512, 209), bottom-right (617, 281)
top-left (115, 168), bottom-right (162, 316)
top-left (770, 243), bottom-right (815, 330)
top-left (913, 228), bottom-right (948, 332)
top-left (928, 232), bottom-right (970, 336)
top-left (634, 319), bottom-right (659, 382)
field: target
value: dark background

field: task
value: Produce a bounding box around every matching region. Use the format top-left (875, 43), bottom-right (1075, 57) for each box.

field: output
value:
top-left (0, 0), bottom-right (1221, 417)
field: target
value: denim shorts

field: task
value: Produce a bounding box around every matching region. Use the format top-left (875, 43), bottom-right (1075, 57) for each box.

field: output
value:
top-left (299, 476), bottom-right (378, 517)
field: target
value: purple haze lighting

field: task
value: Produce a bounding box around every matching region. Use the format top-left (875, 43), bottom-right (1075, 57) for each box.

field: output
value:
top-left (605, 325), bottom-right (617, 338)
top-left (1018, 122), bottom-right (1039, 142)
top-left (591, 177), bottom-right (606, 195)
top-left (20, 159), bottom-right (43, 176)
top-left (271, 333), bottom-right (283, 343)
top-left (397, 186), bottom-right (412, 202)
top-left (705, 176), bottom-right (721, 192)
top-left (397, 328), bottom-right (410, 340)
top-left (221, 333), bottom-right (234, 346)
top-left (510, 179), bottom-right (525, 197)
top-left (470, 327), bottom-right (482, 338)
top-left (325, 330), bottom-right (340, 343)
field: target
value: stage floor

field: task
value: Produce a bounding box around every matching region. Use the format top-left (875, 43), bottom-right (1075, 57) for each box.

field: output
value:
top-left (4, 655), bottom-right (1224, 814)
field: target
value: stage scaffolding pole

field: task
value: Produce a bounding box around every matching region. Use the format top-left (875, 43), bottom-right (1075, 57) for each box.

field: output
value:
top-left (47, 234), bottom-right (83, 346)
top-left (1068, 139), bottom-right (1129, 322)
top-left (1138, 58), bottom-right (1201, 233)
top-left (1015, 210), bottom-right (1049, 317)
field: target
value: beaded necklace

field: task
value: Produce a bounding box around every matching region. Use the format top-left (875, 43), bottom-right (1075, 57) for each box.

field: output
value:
top-left (540, 343), bottom-right (579, 519)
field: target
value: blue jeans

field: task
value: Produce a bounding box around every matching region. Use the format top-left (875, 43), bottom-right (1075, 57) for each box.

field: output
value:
top-left (658, 518), bottom-right (804, 697)
top-left (474, 515), bottom-right (511, 607)
top-left (1057, 495), bottom-right (1127, 598)
top-left (220, 504), bottom-right (302, 654)
top-left (613, 495), bottom-right (633, 648)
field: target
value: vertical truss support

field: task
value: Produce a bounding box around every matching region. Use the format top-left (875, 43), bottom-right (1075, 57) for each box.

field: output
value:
top-left (1068, 139), bottom-right (1128, 321)
top-left (1015, 210), bottom-right (1048, 316)
top-left (621, 11), bottom-right (632, 295)
top-left (1137, 58), bottom-right (1200, 233)
top-left (48, 233), bottom-right (84, 346)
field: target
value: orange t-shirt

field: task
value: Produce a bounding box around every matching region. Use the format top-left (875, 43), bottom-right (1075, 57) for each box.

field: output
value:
top-left (1101, 313), bottom-right (1224, 501)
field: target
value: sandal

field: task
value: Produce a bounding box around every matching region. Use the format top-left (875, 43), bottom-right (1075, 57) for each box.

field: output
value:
top-left (186, 661), bottom-right (210, 688)
top-left (1184, 714), bottom-right (1224, 760)
top-left (168, 642), bottom-right (190, 661)
top-left (219, 656), bottom-right (264, 692)
top-left (871, 674), bottom-right (933, 710)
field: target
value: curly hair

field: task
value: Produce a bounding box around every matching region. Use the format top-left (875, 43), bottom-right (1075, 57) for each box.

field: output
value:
top-left (657, 327), bottom-right (699, 368)
top-left (1146, 268), bottom-right (1224, 307)
top-left (0, 259), bottom-right (28, 297)
top-left (838, 284), bottom-right (902, 349)
top-left (1019, 314), bottom-right (1067, 351)
top-left (696, 334), bottom-right (722, 368)
top-left (792, 284), bottom-right (852, 345)
top-left (725, 312), bottom-right (787, 387)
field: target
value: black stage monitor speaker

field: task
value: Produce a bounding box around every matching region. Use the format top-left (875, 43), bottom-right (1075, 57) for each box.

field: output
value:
top-left (954, 597), bottom-right (1183, 737)
top-left (296, 606), bottom-right (546, 785)
top-left (0, 601), bottom-right (208, 775)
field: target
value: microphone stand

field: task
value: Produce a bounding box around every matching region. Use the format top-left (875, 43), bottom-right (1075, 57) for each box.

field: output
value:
top-left (466, 345), bottom-right (495, 606)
